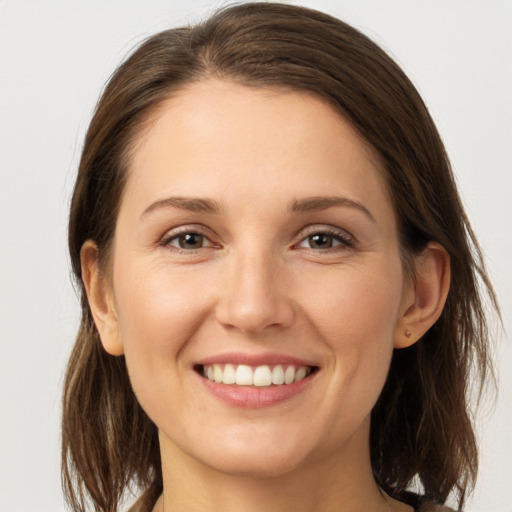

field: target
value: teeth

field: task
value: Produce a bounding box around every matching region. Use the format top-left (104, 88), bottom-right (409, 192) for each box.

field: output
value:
top-left (284, 365), bottom-right (295, 385)
top-left (271, 365), bottom-right (285, 385)
top-left (235, 365), bottom-right (253, 385)
top-left (222, 364), bottom-right (236, 384)
top-left (202, 364), bottom-right (312, 386)
top-left (295, 366), bottom-right (307, 382)
top-left (253, 366), bottom-right (272, 387)
top-left (213, 364), bottom-right (223, 383)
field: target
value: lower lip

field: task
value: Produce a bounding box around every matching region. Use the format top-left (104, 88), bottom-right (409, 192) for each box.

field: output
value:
top-left (197, 372), bottom-right (317, 409)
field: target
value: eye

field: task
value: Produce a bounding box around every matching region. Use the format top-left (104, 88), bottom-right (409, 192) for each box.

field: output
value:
top-left (297, 229), bottom-right (354, 250)
top-left (165, 231), bottom-right (213, 250)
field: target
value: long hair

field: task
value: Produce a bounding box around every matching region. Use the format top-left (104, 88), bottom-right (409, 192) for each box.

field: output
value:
top-left (62, 3), bottom-right (498, 511)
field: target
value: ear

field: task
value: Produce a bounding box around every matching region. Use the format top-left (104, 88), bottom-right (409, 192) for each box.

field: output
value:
top-left (80, 240), bottom-right (124, 356)
top-left (394, 242), bottom-right (451, 349)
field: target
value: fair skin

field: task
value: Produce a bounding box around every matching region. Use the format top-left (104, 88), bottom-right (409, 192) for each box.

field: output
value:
top-left (82, 80), bottom-right (450, 512)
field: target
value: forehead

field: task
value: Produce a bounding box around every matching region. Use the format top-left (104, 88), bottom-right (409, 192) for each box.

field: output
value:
top-left (123, 79), bottom-right (392, 219)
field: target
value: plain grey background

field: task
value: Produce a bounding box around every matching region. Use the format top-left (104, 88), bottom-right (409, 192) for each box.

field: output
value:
top-left (0, 1), bottom-right (510, 511)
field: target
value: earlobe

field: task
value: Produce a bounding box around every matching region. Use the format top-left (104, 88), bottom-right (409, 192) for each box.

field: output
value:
top-left (80, 240), bottom-right (124, 356)
top-left (395, 242), bottom-right (451, 349)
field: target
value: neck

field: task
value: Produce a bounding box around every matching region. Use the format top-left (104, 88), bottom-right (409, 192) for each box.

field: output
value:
top-left (155, 423), bottom-right (400, 512)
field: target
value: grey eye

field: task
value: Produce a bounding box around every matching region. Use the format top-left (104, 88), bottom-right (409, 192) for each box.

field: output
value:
top-left (299, 232), bottom-right (346, 250)
top-left (170, 232), bottom-right (210, 250)
top-left (307, 233), bottom-right (335, 249)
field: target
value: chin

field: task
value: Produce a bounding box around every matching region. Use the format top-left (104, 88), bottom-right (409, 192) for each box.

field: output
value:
top-left (202, 449), bottom-right (310, 479)
top-left (176, 422), bottom-right (339, 480)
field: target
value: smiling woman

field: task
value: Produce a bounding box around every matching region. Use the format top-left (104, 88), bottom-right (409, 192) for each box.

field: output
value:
top-left (62, 3), bottom-right (498, 512)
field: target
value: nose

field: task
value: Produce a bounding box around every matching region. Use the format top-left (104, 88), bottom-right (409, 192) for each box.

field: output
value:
top-left (214, 247), bottom-right (295, 334)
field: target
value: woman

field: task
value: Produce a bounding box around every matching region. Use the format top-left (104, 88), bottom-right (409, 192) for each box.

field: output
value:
top-left (62, 3), bottom-right (498, 511)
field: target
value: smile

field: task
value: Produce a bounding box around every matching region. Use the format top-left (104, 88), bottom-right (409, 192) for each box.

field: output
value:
top-left (194, 354), bottom-right (319, 407)
top-left (200, 364), bottom-right (315, 387)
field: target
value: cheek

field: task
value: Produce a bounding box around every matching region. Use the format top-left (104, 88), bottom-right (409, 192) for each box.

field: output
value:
top-left (302, 259), bottom-right (403, 338)
top-left (300, 259), bottom-right (403, 395)
top-left (111, 257), bottom-right (212, 400)
top-left (111, 260), bottom-right (213, 424)
top-left (114, 258), bottom-right (202, 348)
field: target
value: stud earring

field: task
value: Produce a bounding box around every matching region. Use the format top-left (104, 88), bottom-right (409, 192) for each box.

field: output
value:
top-left (405, 329), bottom-right (412, 338)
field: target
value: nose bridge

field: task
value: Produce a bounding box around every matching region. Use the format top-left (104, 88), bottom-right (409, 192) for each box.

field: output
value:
top-left (216, 239), bottom-right (293, 333)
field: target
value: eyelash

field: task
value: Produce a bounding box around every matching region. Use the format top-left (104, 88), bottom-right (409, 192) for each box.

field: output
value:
top-left (296, 227), bottom-right (355, 251)
top-left (160, 227), bottom-right (215, 254)
top-left (159, 226), bottom-right (355, 253)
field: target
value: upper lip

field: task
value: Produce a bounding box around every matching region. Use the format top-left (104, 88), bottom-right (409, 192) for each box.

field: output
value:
top-left (195, 352), bottom-right (319, 368)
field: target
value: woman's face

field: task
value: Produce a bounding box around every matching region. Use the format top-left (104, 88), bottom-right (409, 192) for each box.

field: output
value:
top-left (103, 80), bottom-right (413, 477)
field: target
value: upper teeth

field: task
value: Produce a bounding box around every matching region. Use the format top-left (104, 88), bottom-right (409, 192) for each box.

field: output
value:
top-left (202, 364), bottom-right (311, 387)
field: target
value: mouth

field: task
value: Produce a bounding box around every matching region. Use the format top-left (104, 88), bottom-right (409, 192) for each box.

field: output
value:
top-left (195, 363), bottom-right (318, 387)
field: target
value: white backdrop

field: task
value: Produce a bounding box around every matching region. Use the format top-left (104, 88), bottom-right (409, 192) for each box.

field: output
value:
top-left (0, 1), bottom-right (510, 511)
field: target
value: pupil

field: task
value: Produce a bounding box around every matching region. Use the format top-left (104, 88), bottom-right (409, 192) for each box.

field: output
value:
top-left (310, 234), bottom-right (332, 248)
top-left (179, 233), bottom-right (203, 249)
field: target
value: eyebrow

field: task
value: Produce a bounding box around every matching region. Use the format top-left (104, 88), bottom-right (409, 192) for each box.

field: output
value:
top-left (141, 195), bottom-right (375, 223)
top-left (290, 196), bottom-right (376, 223)
top-left (141, 197), bottom-right (221, 218)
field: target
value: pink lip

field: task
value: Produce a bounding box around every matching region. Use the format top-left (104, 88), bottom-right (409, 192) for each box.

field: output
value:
top-left (198, 376), bottom-right (316, 408)
top-left (196, 352), bottom-right (317, 368)
top-left (194, 352), bottom-right (319, 409)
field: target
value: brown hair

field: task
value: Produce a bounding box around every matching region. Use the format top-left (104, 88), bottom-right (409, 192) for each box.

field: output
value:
top-left (62, 3), bottom-right (498, 511)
